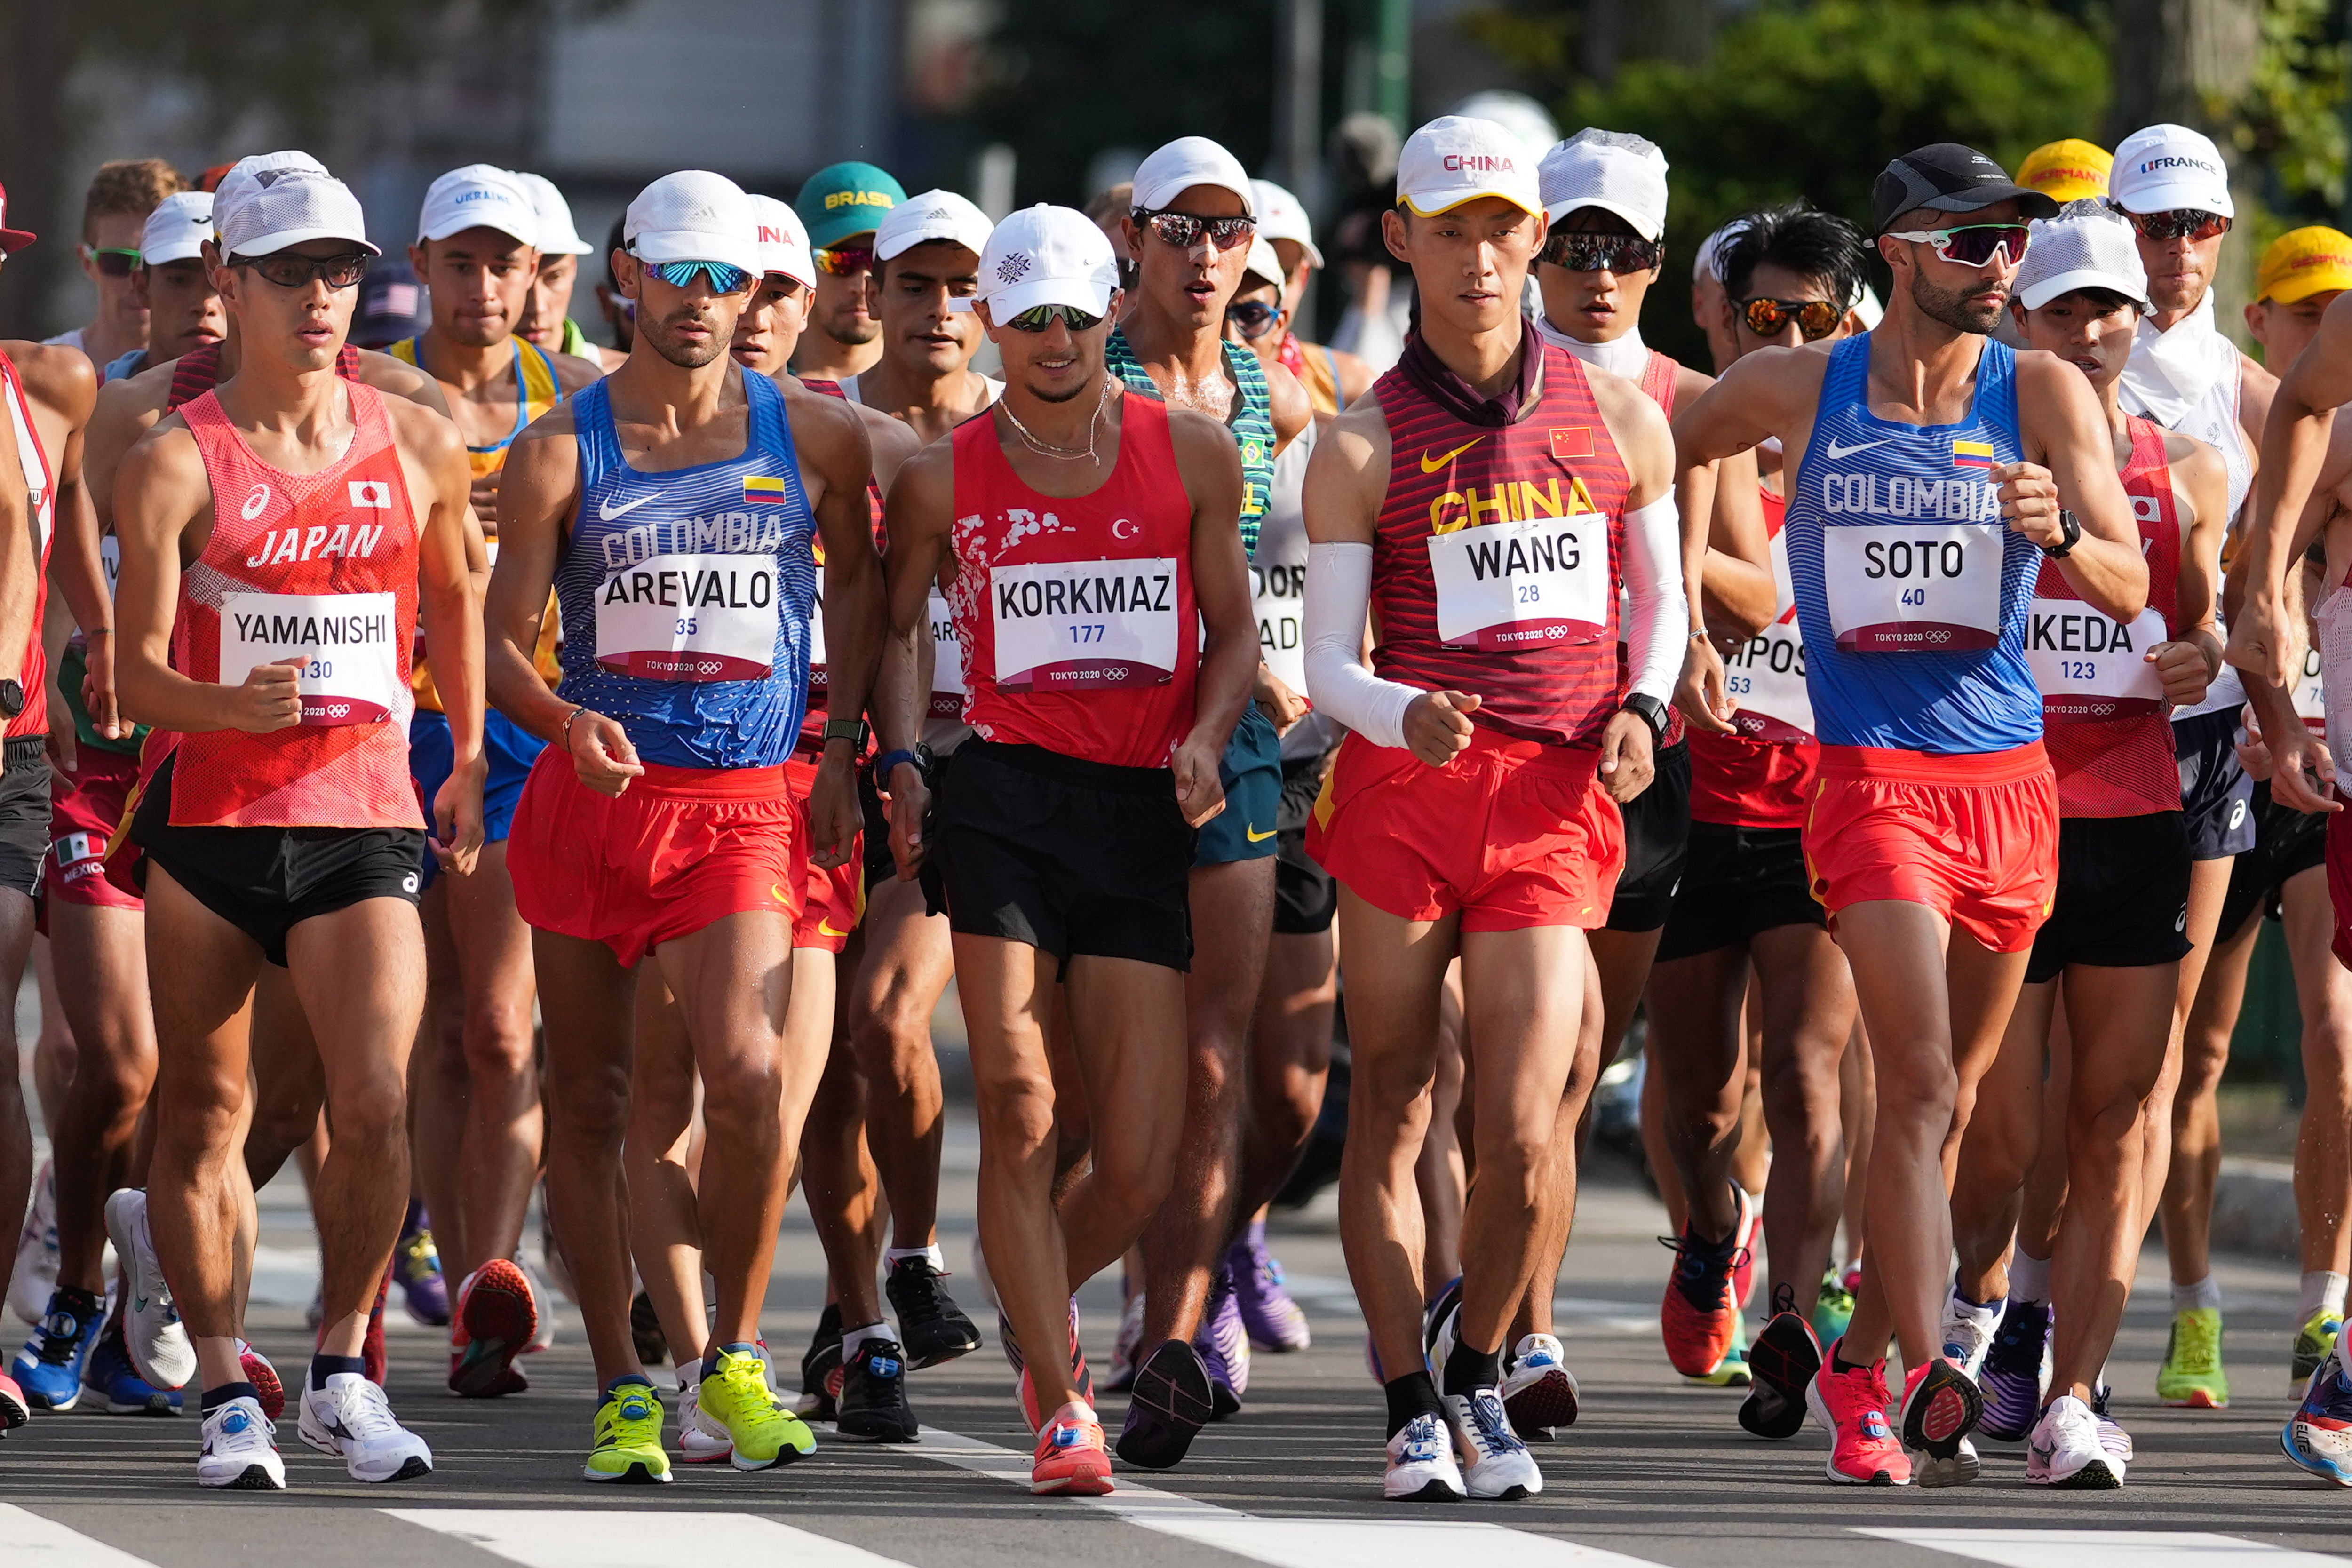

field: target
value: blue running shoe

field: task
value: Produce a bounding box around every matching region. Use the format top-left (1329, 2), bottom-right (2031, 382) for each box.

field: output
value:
top-left (84, 1315), bottom-right (178, 1416)
top-left (2283, 1340), bottom-right (2352, 1485)
top-left (1978, 1297), bottom-right (2051, 1442)
top-left (10, 1287), bottom-right (101, 1411)
top-left (1193, 1265), bottom-right (1249, 1417)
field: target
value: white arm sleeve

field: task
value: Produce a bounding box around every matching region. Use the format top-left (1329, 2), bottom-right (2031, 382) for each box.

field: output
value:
top-left (1622, 492), bottom-right (1686, 706)
top-left (1304, 541), bottom-right (1418, 750)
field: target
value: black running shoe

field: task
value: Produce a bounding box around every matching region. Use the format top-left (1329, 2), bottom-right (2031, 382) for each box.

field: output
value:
top-left (1740, 1310), bottom-right (1821, 1441)
top-left (799, 1302), bottom-right (843, 1420)
top-left (1115, 1339), bottom-right (1215, 1469)
top-left (836, 1334), bottom-right (919, 1442)
top-left (886, 1256), bottom-right (982, 1369)
top-left (628, 1289), bottom-right (667, 1368)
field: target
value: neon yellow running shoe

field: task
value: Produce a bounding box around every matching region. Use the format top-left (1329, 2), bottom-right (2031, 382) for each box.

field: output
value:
top-left (1813, 1271), bottom-right (1856, 1346)
top-left (2292, 1313), bottom-right (2344, 1393)
top-left (701, 1346), bottom-right (816, 1471)
top-left (583, 1379), bottom-right (671, 1484)
top-left (2155, 1306), bottom-right (2229, 1409)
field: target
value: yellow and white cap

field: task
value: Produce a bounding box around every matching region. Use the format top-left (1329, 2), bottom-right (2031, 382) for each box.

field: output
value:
top-left (1396, 116), bottom-right (1542, 219)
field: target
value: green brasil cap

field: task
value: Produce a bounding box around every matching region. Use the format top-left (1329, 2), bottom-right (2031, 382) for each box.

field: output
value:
top-left (795, 161), bottom-right (906, 250)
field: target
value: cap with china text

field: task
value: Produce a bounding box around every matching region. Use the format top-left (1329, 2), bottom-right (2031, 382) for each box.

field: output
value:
top-left (1396, 116), bottom-right (1542, 220)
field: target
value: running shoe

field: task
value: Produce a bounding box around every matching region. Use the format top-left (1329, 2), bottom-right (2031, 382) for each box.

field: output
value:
top-left (393, 1220), bottom-right (450, 1328)
top-left (1116, 1338), bottom-right (1215, 1469)
top-left (105, 1188), bottom-right (193, 1390)
top-left (12, 1286), bottom-right (100, 1410)
top-left (1740, 1310), bottom-right (1822, 1441)
top-left (1443, 1385), bottom-right (1542, 1499)
top-left (1194, 1264), bottom-right (1250, 1413)
top-left (197, 1394), bottom-right (283, 1489)
top-left (1730, 1192), bottom-right (1761, 1313)
top-left (675, 1373), bottom-right (731, 1463)
top-left (700, 1346), bottom-right (814, 1470)
top-left (450, 1258), bottom-right (538, 1398)
top-left (584, 1378), bottom-right (672, 1484)
top-left (2291, 1311), bottom-right (2343, 1392)
top-left (2155, 1306), bottom-right (2228, 1408)
top-left (9, 1158), bottom-right (57, 1327)
top-left (1658, 1186), bottom-right (1751, 1378)
top-left (298, 1372), bottom-right (434, 1483)
top-left (518, 1256), bottom-right (558, 1352)
top-left (1421, 1274), bottom-right (1463, 1377)
top-left (446, 1316), bottom-right (527, 1397)
top-left (83, 1319), bottom-right (178, 1416)
top-left (1978, 1297), bottom-right (2052, 1442)
top-left (1228, 1226), bottom-right (1311, 1352)
top-left (1385, 1410), bottom-right (1466, 1499)
top-left (1031, 1399), bottom-right (1112, 1496)
top-left (836, 1332), bottom-right (919, 1442)
top-left (2282, 1339), bottom-right (2352, 1485)
top-left (2090, 1382), bottom-right (2132, 1463)
top-left (1813, 1270), bottom-right (1856, 1345)
top-left (798, 1301), bottom-right (843, 1418)
top-left (1804, 1342), bottom-right (1910, 1486)
top-left (629, 1288), bottom-right (667, 1368)
top-left (1005, 1299), bottom-right (1093, 1433)
top-left (2026, 1392), bottom-right (2120, 1488)
top-left (0, 1370), bottom-right (26, 1430)
top-left (1899, 1358), bottom-right (1983, 1487)
top-left (1683, 1313), bottom-right (1751, 1387)
top-left (885, 1254), bottom-right (981, 1368)
top-left (1502, 1332), bottom-right (1580, 1432)
top-left (1104, 1288), bottom-right (1146, 1393)
top-left (1939, 1290), bottom-right (2001, 1383)
top-left (238, 1339), bottom-right (280, 1422)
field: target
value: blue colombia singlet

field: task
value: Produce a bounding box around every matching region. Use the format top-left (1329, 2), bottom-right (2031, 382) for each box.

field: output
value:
top-left (555, 369), bottom-right (817, 769)
top-left (1783, 332), bottom-right (2042, 754)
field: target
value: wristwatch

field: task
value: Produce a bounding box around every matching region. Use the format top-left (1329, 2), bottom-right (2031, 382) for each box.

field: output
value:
top-left (1621, 692), bottom-right (1669, 742)
top-left (873, 741), bottom-right (935, 785)
top-left (823, 716), bottom-right (870, 749)
top-left (0, 680), bottom-right (26, 720)
top-left (2039, 508), bottom-right (2081, 559)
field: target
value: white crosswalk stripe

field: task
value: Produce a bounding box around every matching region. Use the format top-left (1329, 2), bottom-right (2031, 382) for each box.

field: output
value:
top-left (0, 1505), bottom-right (162, 1568)
top-left (1857, 1529), bottom-right (2351, 1568)
top-left (382, 1509), bottom-right (916, 1568)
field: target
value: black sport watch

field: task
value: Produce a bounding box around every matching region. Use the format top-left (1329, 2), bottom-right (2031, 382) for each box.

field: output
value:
top-left (0, 680), bottom-right (25, 720)
top-left (1621, 692), bottom-right (1669, 743)
top-left (2039, 508), bottom-right (2081, 559)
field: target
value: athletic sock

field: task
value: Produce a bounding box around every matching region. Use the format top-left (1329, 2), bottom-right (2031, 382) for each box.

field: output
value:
top-left (2298, 1270), bottom-right (2350, 1323)
top-left (48, 1282), bottom-right (101, 1321)
top-left (200, 1380), bottom-right (260, 1414)
top-left (885, 1244), bottom-right (947, 1271)
top-left (1383, 1370), bottom-right (1444, 1438)
top-left (1440, 1338), bottom-right (1502, 1395)
top-left (309, 1353), bottom-right (365, 1391)
top-left (1953, 1285), bottom-right (2003, 1313)
top-left (840, 1320), bottom-right (891, 1359)
top-left (2172, 1274), bottom-right (2222, 1314)
top-left (675, 1357), bottom-right (700, 1389)
top-left (2008, 1250), bottom-right (2052, 1305)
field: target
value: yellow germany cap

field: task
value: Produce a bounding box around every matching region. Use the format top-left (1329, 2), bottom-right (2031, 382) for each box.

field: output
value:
top-left (2258, 226), bottom-right (2352, 304)
top-left (2017, 139), bottom-right (2113, 204)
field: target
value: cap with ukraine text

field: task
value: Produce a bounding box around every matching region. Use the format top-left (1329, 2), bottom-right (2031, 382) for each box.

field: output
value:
top-left (749, 195), bottom-right (815, 291)
top-left (2257, 226), bottom-right (2352, 305)
top-left (1871, 143), bottom-right (2057, 235)
top-left (2110, 124), bottom-right (2232, 218)
top-left (140, 191), bottom-right (215, 267)
top-left (418, 165), bottom-right (536, 247)
top-left (1396, 116), bottom-right (1542, 220)
top-left (796, 162), bottom-right (906, 252)
top-left (2017, 139), bottom-right (2112, 205)
top-left (974, 204), bottom-right (1120, 321)
top-left (625, 170), bottom-right (759, 276)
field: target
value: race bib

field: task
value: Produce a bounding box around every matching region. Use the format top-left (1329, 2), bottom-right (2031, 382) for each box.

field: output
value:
top-left (1252, 556), bottom-right (1306, 695)
top-left (594, 554), bottom-right (779, 683)
top-left (2026, 601), bottom-right (2168, 719)
top-left (100, 535), bottom-right (119, 599)
top-left (2296, 641), bottom-right (2327, 736)
top-left (990, 558), bottom-right (1178, 691)
top-left (1823, 523), bottom-right (2003, 652)
top-left (1427, 514), bottom-right (1608, 650)
top-left (219, 591), bottom-right (401, 726)
top-left (928, 589), bottom-right (965, 716)
top-left (1721, 620), bottom-right (1814, 742)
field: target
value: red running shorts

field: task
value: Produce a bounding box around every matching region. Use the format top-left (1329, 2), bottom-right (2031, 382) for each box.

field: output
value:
top-left (47, 745), bottom-right (143, 913)
top-left (785, 755), bottom-right (862, 953)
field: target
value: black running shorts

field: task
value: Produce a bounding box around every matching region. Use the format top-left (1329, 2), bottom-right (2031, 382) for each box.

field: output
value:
top-left (1655, 820), bottom-right (1826, 962)
top-left (0, 736), bottom-right (51, 900)
top-left (1273, 752), bottom-right (1337, 936)
top-left (1604, 737), bottom-right (1691, 934)
top-left (2219, 780), bottom-right (2328, 940)
top-left (2175, 708), bottom-right (2256, 861)
top-left (2023, 811), bottom-right (2193, 983)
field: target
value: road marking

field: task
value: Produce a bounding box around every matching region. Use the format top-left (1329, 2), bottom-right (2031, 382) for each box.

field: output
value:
top-left (0, 1505), bottom-right (162, 1568)
top-left (914, 1429), bottom-right (1671, 1566)
top-left (383, 1510), bottom-right (914, 1568)
top-left (1858, 1529), bottom-right (2350, 1568)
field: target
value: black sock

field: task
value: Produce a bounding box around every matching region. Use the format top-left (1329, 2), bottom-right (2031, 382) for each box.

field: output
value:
top-left (201, 1380), bottom-right (260, 1414)
top-left (48, 1283), bottom-right (101, 1323)
top-left (1833, 1347), bottom-right (1863, 1375)
top-left (1441, 1338), bottom-right (1503, 1396)
top-left (1383, 1370), bottom-right (1444, 1439)
top-left (310, 1353), bottom-right (365, 1391)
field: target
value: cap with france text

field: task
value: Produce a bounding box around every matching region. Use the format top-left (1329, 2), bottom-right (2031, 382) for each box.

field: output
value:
top-left (748, 195), bottom-right (816, 291)
top-left (876, 189), bottom-right (994, 263)
top-left (1870, 143), bottom-right (2057, 235)
top-left (974, 204), bottom-right (1120, 320)
top-left (2110, 124), bottom-right (2233, 219)
top-left (217, 168), bottom-right (380, 261)
top-left (1540, 128), bottom-right (1669, 241)
top-left (1396, 116), bottom-right (1542, 220)
top-left (1132, 137), bottom-right (1256, 216)
top-left (625, 170), bottom-right (760, 276)
top-left (2257, 226), bottom-right (2352, 305)
top-left (795, 161), bottom-right (906, 252)
top-left (140, 191), bottom-right (215, 267)
top-left (512, 172), bottom-right (595, 255)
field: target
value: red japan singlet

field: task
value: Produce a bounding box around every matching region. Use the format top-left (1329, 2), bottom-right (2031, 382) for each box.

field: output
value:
top-left (2031, 414), bottom-right (2183, 818)
top-left (1371, 341), bottom-right (1630, 748)
top-left (949, 389), bottom-right (1198, 768)
top-left (167, 381), bottom-right (422, 828)
top-left (0, 350), bottom-right (54, 741)
top-left (1687, 482), bottom-right (1820, 828)
top-left (168, 341), bottom-right (361, 415)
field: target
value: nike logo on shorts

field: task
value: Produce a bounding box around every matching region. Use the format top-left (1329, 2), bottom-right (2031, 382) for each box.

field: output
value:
top-left (1245, 825), bottom-right (1277, 842)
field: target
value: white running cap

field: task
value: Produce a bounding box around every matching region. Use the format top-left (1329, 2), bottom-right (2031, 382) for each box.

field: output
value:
top-left (1693, 217), bottom-right (1751, 283)
top-left (513, 172), bottom-right (594, 255)
top-left (877, 189), bottom-right (994, 263)
top-left (1250, 179), bottom-right (1323, 269)
top-left (1396, 117), bottom-right (1542, 220)
top-left (748, 195), bottom-right (815, 290)
top-left (2015, 198), bottom-right (2151, 313)
top-left (1541, 129), bottom-right (1669, 240)
top-left (2110, 124), bottom-right (2233, 218)
top-left (1242, 235), bottom-right (1286, 293)
top-left (1853, 284), bottom-right (1884, 329)
top-left (211, 152), bottom-right (330, 239)
top-left (417, 164), bottom-right (537, 247)
top-left (1131, 136), bottom-right (1255, 215)
top-left (217, 168), bottom-right (379, 261)
top-left (974, 204), bottom-right (1120, 319)
top-left (140, 191), bottom-right (215, 267)
top-left (625, 170), bottom-right (760, 275)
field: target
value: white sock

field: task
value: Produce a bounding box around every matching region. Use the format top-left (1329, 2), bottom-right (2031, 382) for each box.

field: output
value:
top-left (675, 1357), bottom-right (699, 1389)
top-left (887, 1244), bottom-right (947, 1271)
top-left (2298, 1271), bottom-right (2349, 1323)
top-left (2171, 1274), bottom-right (2222, 1314)
top-left (2008, 1250), bottom-right (2052, 1305)
top-left (840, 1320), bottom-right (891, 1360)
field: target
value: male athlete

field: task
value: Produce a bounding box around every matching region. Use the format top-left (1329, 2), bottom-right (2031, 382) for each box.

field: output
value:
top-left (47, 160), bottom-right (186, 366)
top-left (1676, 142), bottom-right (2145, 1487)
top-left (882, 201), bottom-right (1257, 1494)
top-left (1249, 179), bottom-right (1374, 414)
top-left (1303, 115), bottom-right (1683, 1501)
top-left (111, 165), bottom-right (483, 1488)
top-left (792, 162), bottom-right (905, 384)
top-left (489, 169), bottom-right (884, 1483)
top-left (512, 171), bottom-right (622, 372)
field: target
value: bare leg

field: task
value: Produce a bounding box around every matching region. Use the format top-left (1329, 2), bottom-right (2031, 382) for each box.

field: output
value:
top-left (1750, 923), bottom-right (1859, 1315)
top-left (443, 843), bottom-right (542, 1280)
top-left (623, 973), bottom-right (705, 1368)
top-left (409, 877), bottom-right (469, 1270)
top-left (2283, 870), bottom-right (2352, 1283)
top-left (0, 894), bottom-right (38, 1313)
top-left (47, 901), bottom-right (155, 1294)
top-left (1838, 1019), bottom-right (1874, 1273)
top-left (1951, 980), bottom-right (2055, 1302)
top-left (845, 877), bottom-right (952, 1251)
top-left (29, 934), bottom-right (71, 1133)
top-left (2161, 912), bottom-right (2257, 1285)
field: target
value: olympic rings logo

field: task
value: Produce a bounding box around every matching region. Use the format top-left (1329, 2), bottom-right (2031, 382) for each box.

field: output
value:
top-left (1104, 666), bottom-right (1129, 681)
top-left (698, 659), bottom-right (722, 675)
top-left (323, 702), bottom-right (350, 719)
top-left (1923, 629), bottom-right (1951, 645)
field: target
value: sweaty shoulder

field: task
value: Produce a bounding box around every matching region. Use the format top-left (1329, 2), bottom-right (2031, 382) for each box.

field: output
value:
top-left (782, 374), bottom-right (867, 464)
top-left (551, 350), bottom-right (605, 394)
top-left (352, 347), bottom-right (453, 417)
top-left (1166, 403), bottom-right (1247, 474)
top-left (853, 402), bottom-right (921, 492)
top-left (1262, 358), bottom-right (1313, 448)
top-left (0, 339), bottom-right (97, 424)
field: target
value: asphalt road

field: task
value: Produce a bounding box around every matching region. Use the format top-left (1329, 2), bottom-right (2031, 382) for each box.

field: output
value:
top-left (3, 1111), bottom-right (2348, 1568)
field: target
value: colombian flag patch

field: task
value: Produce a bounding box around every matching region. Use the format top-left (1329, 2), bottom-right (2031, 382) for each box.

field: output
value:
top-left (744, 474), bottom-right (791, 505)
top-left (1952, 439), bottom-right (1996, 471)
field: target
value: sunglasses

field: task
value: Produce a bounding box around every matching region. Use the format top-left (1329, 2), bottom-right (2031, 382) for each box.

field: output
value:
top-left (643, 258), bottom-right (753, 294)
top-left (2121, 207), bottom-right (2232, 243)
top-left (1226, 299), bottom-right (1282, 339)
top-left (1003, 302), bottom-right (1105, 333)
top-left (1541, 231), bottom-right (1665, 275)
top-left (1740, 296), bottom-right (1844, 340)
top-left (81, 245), bottom-right (142, 278)
top-left (815, 242), bottom-right (877, 277)
top-left (1880, 223), bottom-right (2031, 268)
top-left (1139, 210), bottom-right (1256, 253)
top-left (234, 251), bottom-right (371, 291)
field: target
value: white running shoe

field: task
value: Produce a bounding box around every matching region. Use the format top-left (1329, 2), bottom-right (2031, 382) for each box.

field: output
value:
top-left (1502, 1333), bottom-right (1581, 1432)
top-left (10, 1158), bottom-right (58, 1326)
top-left (1443, 1386), bottom-right (1542, 1499)
top-left (675, 1374), bottom-right (731, 1463)
top-left (1383, 1410), bottom-right (1466, 1500)
top-left (2026, 1393), bottom-right (2122, 1488)
top-left (104, 1189), bottom-right (194, 1390)
top-left (298, 1372), bottom-right (434, 1483)
top-left (198, 1395), bottom-right (286, 1489)
top-left (1940, 1290), bottom-right (2001, 1384)
top-left (1106, 1289), bottom-right (1146, 1391)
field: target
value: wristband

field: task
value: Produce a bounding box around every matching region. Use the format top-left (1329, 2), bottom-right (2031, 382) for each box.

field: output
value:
top-left (874, 748), bottom-right (921, 781)
top-left (824, 716), bottom-right (869, 748)
top-left (561, 706), bottom-right (592, 747)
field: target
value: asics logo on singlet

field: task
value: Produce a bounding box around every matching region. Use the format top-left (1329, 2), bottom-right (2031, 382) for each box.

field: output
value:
top-left (597, 490), bottom-right (664, 523)
top-left (1821, 437), bottom-right (1889, 460)
top-left (241, 484), bottom-right (272, 521)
